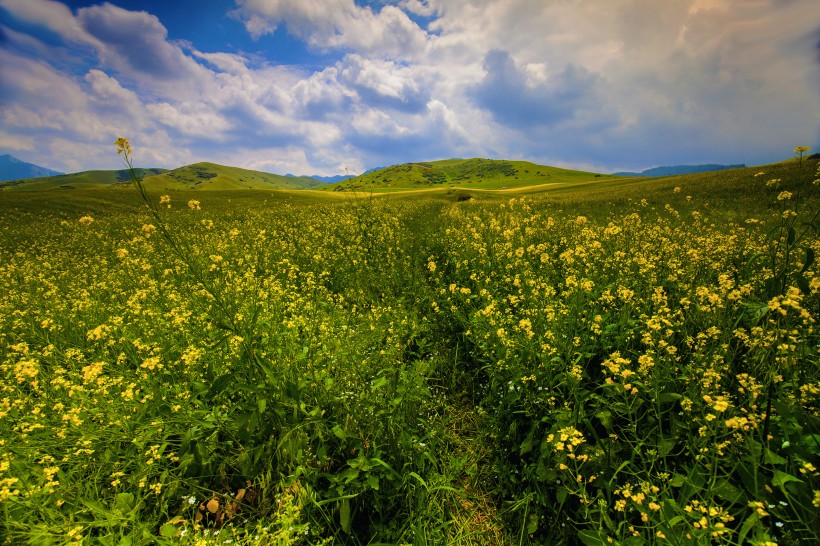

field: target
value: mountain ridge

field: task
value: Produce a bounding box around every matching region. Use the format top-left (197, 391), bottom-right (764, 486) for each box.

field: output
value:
top-left (613, 164), bottom-right (746, 177)
top-left (0, 154), bottom-right (64, 182)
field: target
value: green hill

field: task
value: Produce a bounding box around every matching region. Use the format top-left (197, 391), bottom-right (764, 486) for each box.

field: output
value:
top-left (143, 162), bottom-right (324, 191)
top-left (0, 168), bottom-right (167, 190)
top-left (327, 158), bottom-right (613, 192)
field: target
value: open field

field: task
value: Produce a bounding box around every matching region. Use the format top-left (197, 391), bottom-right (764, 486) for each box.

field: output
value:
top-left (0, 159), bottom-right (818, 545)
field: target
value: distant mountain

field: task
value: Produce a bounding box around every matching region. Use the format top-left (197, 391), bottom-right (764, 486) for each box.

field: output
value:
top-left (286, 173), bottom-right (355, 184)
top-left (0, 167), bottom-right (167, 190)
top-left (0, 154), bottom-right (63, 181)
top-left (614, 164), bottom-right (746, 177)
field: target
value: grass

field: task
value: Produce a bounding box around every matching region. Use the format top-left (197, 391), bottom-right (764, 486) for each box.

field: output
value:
top-left (327, 158), bottom-right (614, 192)
top-left (143, 162), bottom-right (324, 191)
top-left (1, 163), bottom-right (325, 192)
top-left (0, 151), bottom-right (818, 545)
top-left (0, 168), bottom-right (168, 191)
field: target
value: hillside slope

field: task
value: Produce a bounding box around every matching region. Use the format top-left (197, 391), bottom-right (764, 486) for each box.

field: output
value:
top-left (327, 158), bottom-right (612, 191)
top-left (143, 162), bottom-right (324, 190)
top-left (0, 168), bottom-right (167, 190)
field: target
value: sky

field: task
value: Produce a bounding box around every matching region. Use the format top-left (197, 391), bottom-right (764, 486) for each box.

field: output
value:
top-left (0, 0), bottom-right (818, 176)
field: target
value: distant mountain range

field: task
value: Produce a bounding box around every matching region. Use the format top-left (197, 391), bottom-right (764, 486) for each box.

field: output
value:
top-left (287, 173), bottom-right (353, 184)
top-left (0, 154), bottom-right (63, 181)
top-left (613, 164), bottom-right (746, 177)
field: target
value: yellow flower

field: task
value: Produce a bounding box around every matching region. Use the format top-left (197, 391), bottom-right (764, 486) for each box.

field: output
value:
top-left (114, 137), bottom-right (132, 155)
top-left (187, 199), bottom-right (201, 210)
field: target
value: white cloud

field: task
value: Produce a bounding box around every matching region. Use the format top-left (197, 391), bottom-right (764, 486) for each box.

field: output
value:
top-left (0, 0), bottom-right (102, 49)
top-left (1, 0), bottom-right (818, 175)
top-left (231, 0), bottom-right (430, 58)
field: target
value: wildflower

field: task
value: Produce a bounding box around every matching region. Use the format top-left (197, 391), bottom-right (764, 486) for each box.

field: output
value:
top-left (187, 200), bottom-right (201, 210)
top-left (114, 137), bottom-right (132, 156)
top-left (78, 215), bottom-right (94, 225)
top-left (777, 191), bottom-right (793, 201)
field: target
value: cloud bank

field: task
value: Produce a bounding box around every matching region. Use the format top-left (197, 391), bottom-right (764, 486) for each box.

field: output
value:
top-left (0, 0), bottom-right (817, 175)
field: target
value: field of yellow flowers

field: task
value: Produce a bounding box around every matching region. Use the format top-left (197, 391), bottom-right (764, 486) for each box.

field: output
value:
top-left (0, 153), bottom-right (818, 545)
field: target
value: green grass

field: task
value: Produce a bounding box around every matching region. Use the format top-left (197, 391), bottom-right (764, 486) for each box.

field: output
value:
top-left (327, 158), bottom-right (614, 192)
top-left (0, 163), bottom-right (326, 192)
top-left (0, 157), bottom-right (817, 545)
top-left (0, 168), bottom-right (167, 191)
top-left (143, 162), bottom-right (324, 190)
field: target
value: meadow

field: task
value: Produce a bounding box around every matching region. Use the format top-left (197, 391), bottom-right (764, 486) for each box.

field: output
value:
top-left (0, 150), bottom-right (818, 545)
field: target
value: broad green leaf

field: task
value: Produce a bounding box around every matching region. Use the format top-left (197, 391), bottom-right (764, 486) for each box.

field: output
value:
top-left (159, 524), bottom-right (179, 538)
top-left (771, 470), bottom-right (802, 487)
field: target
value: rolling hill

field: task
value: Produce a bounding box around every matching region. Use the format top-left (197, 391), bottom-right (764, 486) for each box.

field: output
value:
top-left (326, 158), bottom-right (613, 192)
top-left (0, 168), bottom-right (167, 190)
top-left (142, 162), bottom-right (325, 190)
top-left (1, 163), bottom-right (325, 191)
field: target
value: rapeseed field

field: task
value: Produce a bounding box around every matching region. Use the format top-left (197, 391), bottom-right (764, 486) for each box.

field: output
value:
top-left (0, 143), bottom-right (817, 545)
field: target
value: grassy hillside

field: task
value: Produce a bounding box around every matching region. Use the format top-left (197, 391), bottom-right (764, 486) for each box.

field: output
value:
top-left (0, 168), bottom-right (167, 190)
top-left (143, 162), bottom-right (324, 190)
top-left (327, 158), bottom-right (613, 191)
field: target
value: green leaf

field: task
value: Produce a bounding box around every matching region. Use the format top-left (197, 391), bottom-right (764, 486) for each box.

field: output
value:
top-left (657, 438), bottom-right (676, 457)
top-left (520, 428), bottom-right (536, 455)
top-left (285, 381), bottom-right (300, 402)
top-left (339, 498), bottom-right (352, 534)
top-left (257, 397), bottom-right (266, 414)
top-left (715, 481), bottom-right (744, 505)
top-left (159, 524), bottom-right (179, 538)
top-left (367, 475), bottom-right (380, 491)
top-left (800, 246), bottom-right (815, 273)
top-left (577, 530), bottom-right (608, 546)
top-left (331, 425), bottom-right (347, 441)
top-left (113, 492), bottom-right (135, 512)
top-left (595, 410), bottom-right (613, 431)
top-left (771, 470), bottom-right (802, 487)
top-left (658, 392), bottom-right (682, 404)
top-left (207, 373), bottom-right (233, 396)
top-left (526, 513), bottom-right (539, 535)
top-left (764, 449), bottom-right (787, 465)
top-left (737, 513), bottom-right (760, 545)
top-left (669, 474), bottom-right (686, 487)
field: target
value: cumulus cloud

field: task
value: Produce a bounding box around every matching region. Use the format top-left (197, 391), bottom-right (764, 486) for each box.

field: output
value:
top-left (231, 0), bottom-right (430, 58)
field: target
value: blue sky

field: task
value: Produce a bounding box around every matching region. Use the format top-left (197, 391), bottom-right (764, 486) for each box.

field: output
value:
top-left (0, 0), bottom-right (818, 176)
